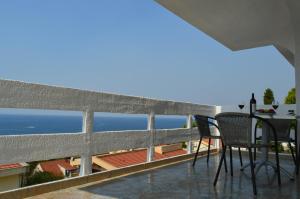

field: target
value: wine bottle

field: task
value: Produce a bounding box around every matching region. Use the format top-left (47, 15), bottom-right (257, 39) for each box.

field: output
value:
top-left (250, 93), bottom-right (256, 115)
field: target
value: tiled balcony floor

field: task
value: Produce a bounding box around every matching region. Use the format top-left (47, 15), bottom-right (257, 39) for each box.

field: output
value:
top-left (29, 153), bottom-right (299, 199)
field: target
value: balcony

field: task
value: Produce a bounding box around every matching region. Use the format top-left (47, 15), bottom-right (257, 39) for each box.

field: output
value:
top-left (0, 79), bottom-right (297, 198)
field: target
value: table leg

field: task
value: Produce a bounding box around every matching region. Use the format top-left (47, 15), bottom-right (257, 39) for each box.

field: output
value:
top-left (241, 121), bottom-right (295, 180)
top-left (261, 123), bottom-right (269, 162)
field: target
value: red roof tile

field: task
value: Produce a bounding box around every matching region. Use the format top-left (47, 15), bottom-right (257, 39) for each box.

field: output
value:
top-left (99, 149), bottom-right (186, 168)
top-left (40, 159), bottom-right (76, 176)
top-left (0, 163), bottom-right (24, 170)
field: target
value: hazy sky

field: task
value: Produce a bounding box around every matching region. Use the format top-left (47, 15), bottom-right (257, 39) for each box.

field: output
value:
top-left (0, 0), bottom-right (295, 108)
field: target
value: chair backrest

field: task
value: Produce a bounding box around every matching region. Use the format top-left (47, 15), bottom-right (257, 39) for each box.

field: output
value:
top-left (194, 115), bottom-right (212, 137)
top-left (215, 112), bottom-right (252, 147)
top-left (267, 119), bottom-right (293, 141)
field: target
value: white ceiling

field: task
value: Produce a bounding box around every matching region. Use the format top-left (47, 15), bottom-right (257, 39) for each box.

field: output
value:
top-left (155, 0), bottom-right (296, 66)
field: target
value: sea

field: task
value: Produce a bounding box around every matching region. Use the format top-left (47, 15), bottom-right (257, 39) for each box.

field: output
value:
top-left (0, 114), bottom-right (186, 135)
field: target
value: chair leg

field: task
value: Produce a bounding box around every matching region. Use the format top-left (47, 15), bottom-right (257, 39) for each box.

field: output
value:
top-left (229, 146), bottom-right (233, 176)
top-left (288, 140), bottom-right (296, 165)
top-left (297, 146), bottom-right (300, 175)
top-left (238, 147), bottom-right (243, 167)
top-left (192, 137), bottom-right (202, 167)
top-left (207, 138), bottom-right (211, 164)
top-left (214, 146), bottom-right (226, 186)
top-left (248, 147), bottom-right (257, 195)
top-left (221, 139), bottom-right (228, 173)
top-left (274, 142), bottom-right (281, 186)
top-left (254, 126), bottom-right (257, 161)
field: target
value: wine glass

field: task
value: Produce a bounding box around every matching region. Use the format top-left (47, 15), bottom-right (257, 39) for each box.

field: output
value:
top-left (272, 100), bottom-right (279, 110)
top-left (238, 102), bottom-right (245, 112)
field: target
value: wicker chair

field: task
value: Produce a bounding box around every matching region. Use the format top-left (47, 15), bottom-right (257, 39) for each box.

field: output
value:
top-left (193, 115), bottom-right (244, 172)
top-left (254, 119), bottom-right (297, 165)
top-left (213, 112), bottom-right (281, 195)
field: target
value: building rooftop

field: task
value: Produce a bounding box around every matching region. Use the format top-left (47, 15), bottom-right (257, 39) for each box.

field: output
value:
top-left (97, 148), bottom-right (187, 168)
top-left (39, 159), bottom-right (76, 176)
top-left (0, 163), bottom-right (24, 171)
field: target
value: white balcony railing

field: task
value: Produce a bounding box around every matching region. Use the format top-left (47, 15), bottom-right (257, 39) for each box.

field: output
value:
top-left (0, 79), bottom-right (218, 176)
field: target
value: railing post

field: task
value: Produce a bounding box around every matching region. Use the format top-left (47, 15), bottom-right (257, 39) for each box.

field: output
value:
top-left (147, 112), bottom-right (155, 162)
top-left (187, 114), bottom-right (193, 154)
top-left (214, 106), bottom-right (222, 149)
top-left (80, 110), bottom-right (94, 176)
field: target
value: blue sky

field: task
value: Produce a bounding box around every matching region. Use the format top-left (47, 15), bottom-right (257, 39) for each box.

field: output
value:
top-left (0, 0), bottom-right (295, 108)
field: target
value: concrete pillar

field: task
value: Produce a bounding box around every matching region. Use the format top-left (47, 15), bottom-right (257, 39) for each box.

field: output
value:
top-left (293, 51), bottom-right (300, 175)
top-left (288, 0), bottom-right (300, 173)
top-left (80, 110), bottom-right (94, 176)
top-left (215, 106), bottom-right (222, 149)
top-left (186, 114), bottom-right (193, 154)
top-left (147, 112), bottom-right (155, 162)
top-left (295, 42), bottom-right (300, 173)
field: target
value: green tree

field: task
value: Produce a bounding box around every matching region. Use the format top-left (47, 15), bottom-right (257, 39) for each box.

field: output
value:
top-left (263, 88), bottom-right (274, 105)
top-left (182, 121), bottom-right (197, 128)
top-left (284, 88), bottom-right (296, 104)
top-left (26, 162), bottom-right (39, 177)
top-left (26, 171), bottom-right (63, 186)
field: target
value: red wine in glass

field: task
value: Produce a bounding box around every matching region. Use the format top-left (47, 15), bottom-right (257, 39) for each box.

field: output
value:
top-left (238, 104), bottom-right (245, 110)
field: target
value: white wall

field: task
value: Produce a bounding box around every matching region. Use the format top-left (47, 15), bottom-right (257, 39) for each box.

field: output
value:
top-left (0, 79), bottom-right (215, 168)
top-left (0, 175), bottom-right (22, 192)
